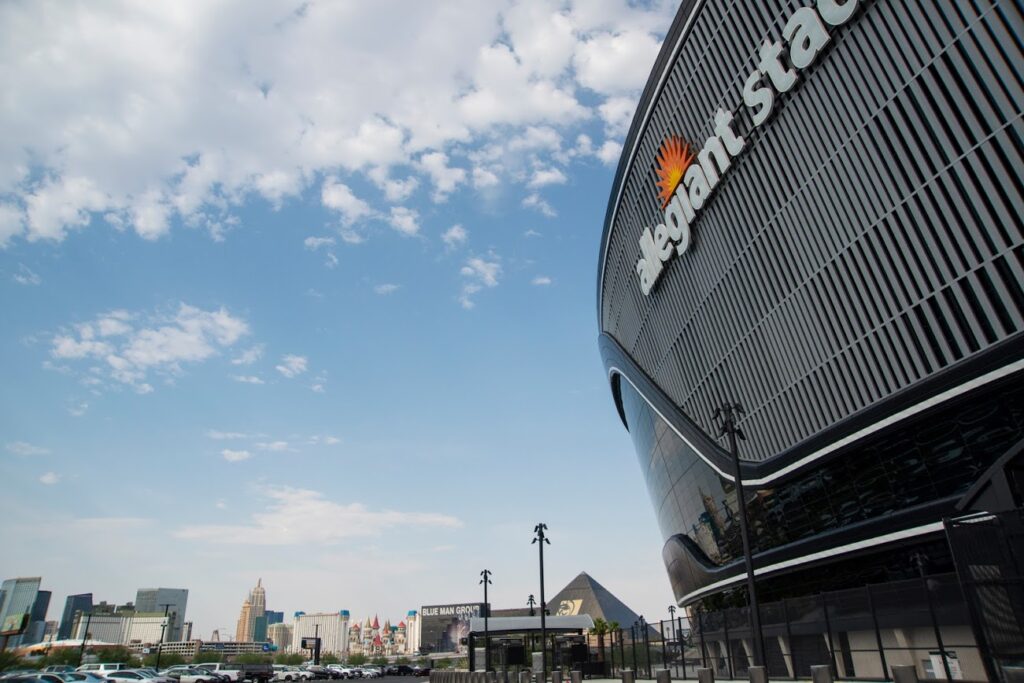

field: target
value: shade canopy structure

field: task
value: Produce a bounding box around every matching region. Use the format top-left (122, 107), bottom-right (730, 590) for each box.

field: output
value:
top-left (468, 615), bottom-right (593, 635)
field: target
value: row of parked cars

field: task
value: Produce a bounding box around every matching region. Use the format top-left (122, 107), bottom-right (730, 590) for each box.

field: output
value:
top-left (0, 663), bottom-right (430, 683)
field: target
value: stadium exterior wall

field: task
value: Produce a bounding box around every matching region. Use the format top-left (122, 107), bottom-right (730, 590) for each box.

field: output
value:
top-left (597, 0), bottom-right (1024, 618)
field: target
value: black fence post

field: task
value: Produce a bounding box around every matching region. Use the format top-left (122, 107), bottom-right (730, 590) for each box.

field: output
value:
top-left (678, 615), bottom-right (687, 680)
top-left (922, 576), bottom-right (954, 681)
top-left (697, 610), bottom-right (707, 671)
top-left (723, 610), bottom-right (733, 680)
top-left (865, 585), bottom-right (889, 680)
top-left (620, 628), bottom-right (626, 676)
top-left (821, 593), bottom-right (838, 678)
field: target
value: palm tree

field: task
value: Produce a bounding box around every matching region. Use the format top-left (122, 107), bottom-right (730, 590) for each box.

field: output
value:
top-left (591, 618), bottom-right (609, 662)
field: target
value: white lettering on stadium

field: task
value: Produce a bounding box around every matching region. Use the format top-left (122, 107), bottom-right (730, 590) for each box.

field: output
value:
top-left (636, 0), bottom-right (861, 296)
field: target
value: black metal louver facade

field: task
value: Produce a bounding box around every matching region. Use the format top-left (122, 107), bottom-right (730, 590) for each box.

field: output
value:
top-left (598, 0), bottom-right (1024, 606)
top-left (599, 0), bottom-right (1024, 464)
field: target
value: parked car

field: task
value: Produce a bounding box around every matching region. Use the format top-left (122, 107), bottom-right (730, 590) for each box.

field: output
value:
top-left (42, 668), bottom-right (75, 674)
top-left (76, 665), bottom-right (127, 676)
top-left (105, 671), bottom-right (171, 683)
top-left (409, 665), bottom-right (430, 677)
top-left (58, 673), bottom-right (107, 683)
top-left (191, 667), bottom-right (238, 683)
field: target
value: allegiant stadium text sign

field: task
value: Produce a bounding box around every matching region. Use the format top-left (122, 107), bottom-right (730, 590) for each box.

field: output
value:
top-left (636, 0), bottom-right (863, 296)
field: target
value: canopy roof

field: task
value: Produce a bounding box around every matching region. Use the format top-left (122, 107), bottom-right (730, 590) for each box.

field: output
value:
top-left (468, 615), bottom-right (593, 635)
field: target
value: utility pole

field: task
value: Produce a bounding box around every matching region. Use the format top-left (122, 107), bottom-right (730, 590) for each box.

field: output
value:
top-left (480, 570), bottom-right (493, 672)
top-left (712, 401), bottom-right (764, 667)
top-left (532, 523), bottom-right (550, 683)
top-left (155, 603), bottom-right (173, 670)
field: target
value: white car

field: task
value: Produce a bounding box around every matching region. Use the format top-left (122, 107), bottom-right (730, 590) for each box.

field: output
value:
top-left (76, 665), bottom-right (127, 677)
top-left (193, 666), bottom-right (240, 683)
top-left (271, 667), bottom-right (297, 683)
top-left (164, 668), bottom-right (220, 683)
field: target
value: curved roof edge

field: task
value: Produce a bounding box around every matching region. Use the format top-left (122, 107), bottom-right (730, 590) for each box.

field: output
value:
top-left (596, 0), bottom-right (705, 329)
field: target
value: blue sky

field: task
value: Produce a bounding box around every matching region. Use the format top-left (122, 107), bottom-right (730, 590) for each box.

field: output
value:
top-left (0, 0), bottom-right (679, 637)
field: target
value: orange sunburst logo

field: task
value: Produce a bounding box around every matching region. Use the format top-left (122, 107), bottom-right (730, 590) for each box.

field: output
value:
top-left (654, 136), bottom-right (695, 208)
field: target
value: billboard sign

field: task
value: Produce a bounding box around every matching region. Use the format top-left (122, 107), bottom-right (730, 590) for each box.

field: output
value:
top-left (0, 613), bottom-right (28, 636)
top-left (419, 604), bottom-right (483, 654)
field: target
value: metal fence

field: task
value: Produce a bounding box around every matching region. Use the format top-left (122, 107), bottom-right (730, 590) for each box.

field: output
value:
top-left (946, 510), bottom-right (1024, 682)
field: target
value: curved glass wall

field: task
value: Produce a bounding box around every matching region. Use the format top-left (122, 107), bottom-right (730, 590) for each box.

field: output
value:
top-left (619, 373), bottom-right (1024, 571)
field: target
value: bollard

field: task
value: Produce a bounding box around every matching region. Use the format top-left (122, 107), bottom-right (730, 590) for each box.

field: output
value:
top-left (487, 673), bottom-right (497, 683)
top-left (655, 669), bottom-right (672, 683)
top-left (747, 666), bottom-right (767, 683)
top-left (891, 666), bottom-right (918, 683)
top-left (695, 668), bottom-right (714, 683)
top-left (520, 672), bottom-right (532, 683)
top-left (571, 671), bottom-right (582, 683)
top-left (810, 665), bottom-right (832, 683)
top-left (621, 669), bottom-right (636, 683)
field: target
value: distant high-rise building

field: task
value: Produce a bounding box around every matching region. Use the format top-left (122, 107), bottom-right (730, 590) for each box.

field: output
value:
top-left (292, 611), bottom-right (349, 655)
top-left (135, 588), bottom-right (188, 641)
top-left (43, 620), bottom-right (59, 643)
top-left (0, 578), bottom-right (50, 647)
top-left (180, 621), bottom-right (193, 641)
top-left (267, 622), bottom-right (292, 653)
top-left (59, 594), bottom-right (93, 640)
top-left (235, 579), bottom-right (266, 642)
top-left (265, 610), bottom-right (284, 625)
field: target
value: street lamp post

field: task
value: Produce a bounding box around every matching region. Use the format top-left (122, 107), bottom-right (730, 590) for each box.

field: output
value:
top-left (667, 607), bottom-right (676, 676)
top-left (480, 569), bottom-right (493, 672)
top-left (155, 603), bottom-right (173, 670)
top-left (532, 523), bottom-right (550, 683)
top-left (78, 612), bottom-right (93, 666)
top-left (713, 401), bottom-right (764, 667)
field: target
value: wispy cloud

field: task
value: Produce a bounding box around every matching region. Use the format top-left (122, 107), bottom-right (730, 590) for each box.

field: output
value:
top-left (374, 283), bottom-right (400, 295)
top-left (232, 375), bottom-right (265, 385)
top-left (231, 345), bottom-right (263, 366)
top-left (206, 429), bottom-right (255, 440)
top-left (441, 224), bottom-right (468, 249)
top-left (531, 276), bottom-right (552, 286)
top-left (174, 486), bottom-right (462, 545)
top-left (522, 193), bottom-right (557, 217)
top-left (459, 256), bottom-right (502, 309)
top-left (6, 441), bottom-right (50, 456)
top-left (12, 264), bottom-right (41, 286)
top-left (221, 449), bottom-right (251, 463)
top-left (255, 440), bottom-right (292, 452)
top-left (39, 471), bottom-right (60, 485)
top-left (50, 304), bottom-right (249, 393)
top-left (275, 355), bottom-right (308, 378)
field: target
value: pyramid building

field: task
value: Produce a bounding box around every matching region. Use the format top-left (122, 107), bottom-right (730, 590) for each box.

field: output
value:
top-left (491, 572), bottom-right (645, 627)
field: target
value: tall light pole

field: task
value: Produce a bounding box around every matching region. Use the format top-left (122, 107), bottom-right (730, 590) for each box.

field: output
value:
top-left (713, 401), bottom-right (764, 667)
top-left (480, 569), bottom-right (493, 672)
top-left (532, 523), bottom-right (550, 682)
top-left (78, 612), bottom-right (93, 666)
top-left (667, 606), bottom-right (676, 675)
top-left (155, 603), bottom-right (173, 670)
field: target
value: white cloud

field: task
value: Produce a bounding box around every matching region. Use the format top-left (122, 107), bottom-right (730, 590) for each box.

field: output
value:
top-left (303, 236), bottom-right (335, 250)
top-left (472, 167), bottom-right (500, 189)
top-left (275, 354), bottom-right (307, 378)
top-left (597, 97), bottom-right (637, 138)
top-left (0, 1), bottom-right (671, 246)
top-left (321, 177), bottom-right (372, 225)
top-left (532, 276), bottom-right (553, 286)
top-left (597, 139), bottom-right (623, 165)
top-left (522, 193), bottom-right (556, 217)
top-left (6, 441), bottom-right (50, 456)
top-left (221, 449), bottom-right (251, 463)
top-left (523, 229), bottom-right (542, 238)
top-left (311, 383), bottom-right (325, 393)
top-left (441, 224), bottom-right (467, 248)
top-left (388, 206), bottom-right (420, 237)
top-left (174, 485), bottom-right (462, 545)
top-left (39, 471), bottom-right (60, 485)
top-left (574, 30), bottom-right (662, 96)
top-left (418, 151), bottom-right (466, 202)
top-left (528, 167), bottom-right (567, 188)
top-left (459, 256), bottom-right (501, 309)
top-left (51, 304), bottom-right (249, 392)
top-left (231, 345), bottom-right (263, 366)
top-left (374, 283), bottom-right (400, 295)
top-left (12, 263), bottom-right (41, 285)
top-left (0, 203), bottom-right (24, 247)
top-left (68, 401), bottom-right (89, 417)
top-left (232, 374), bottom-right (264, 384)
top-left (255, 440), bottom-right (291, 452)
top-left (206, 429), bottom-right (254, 440)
